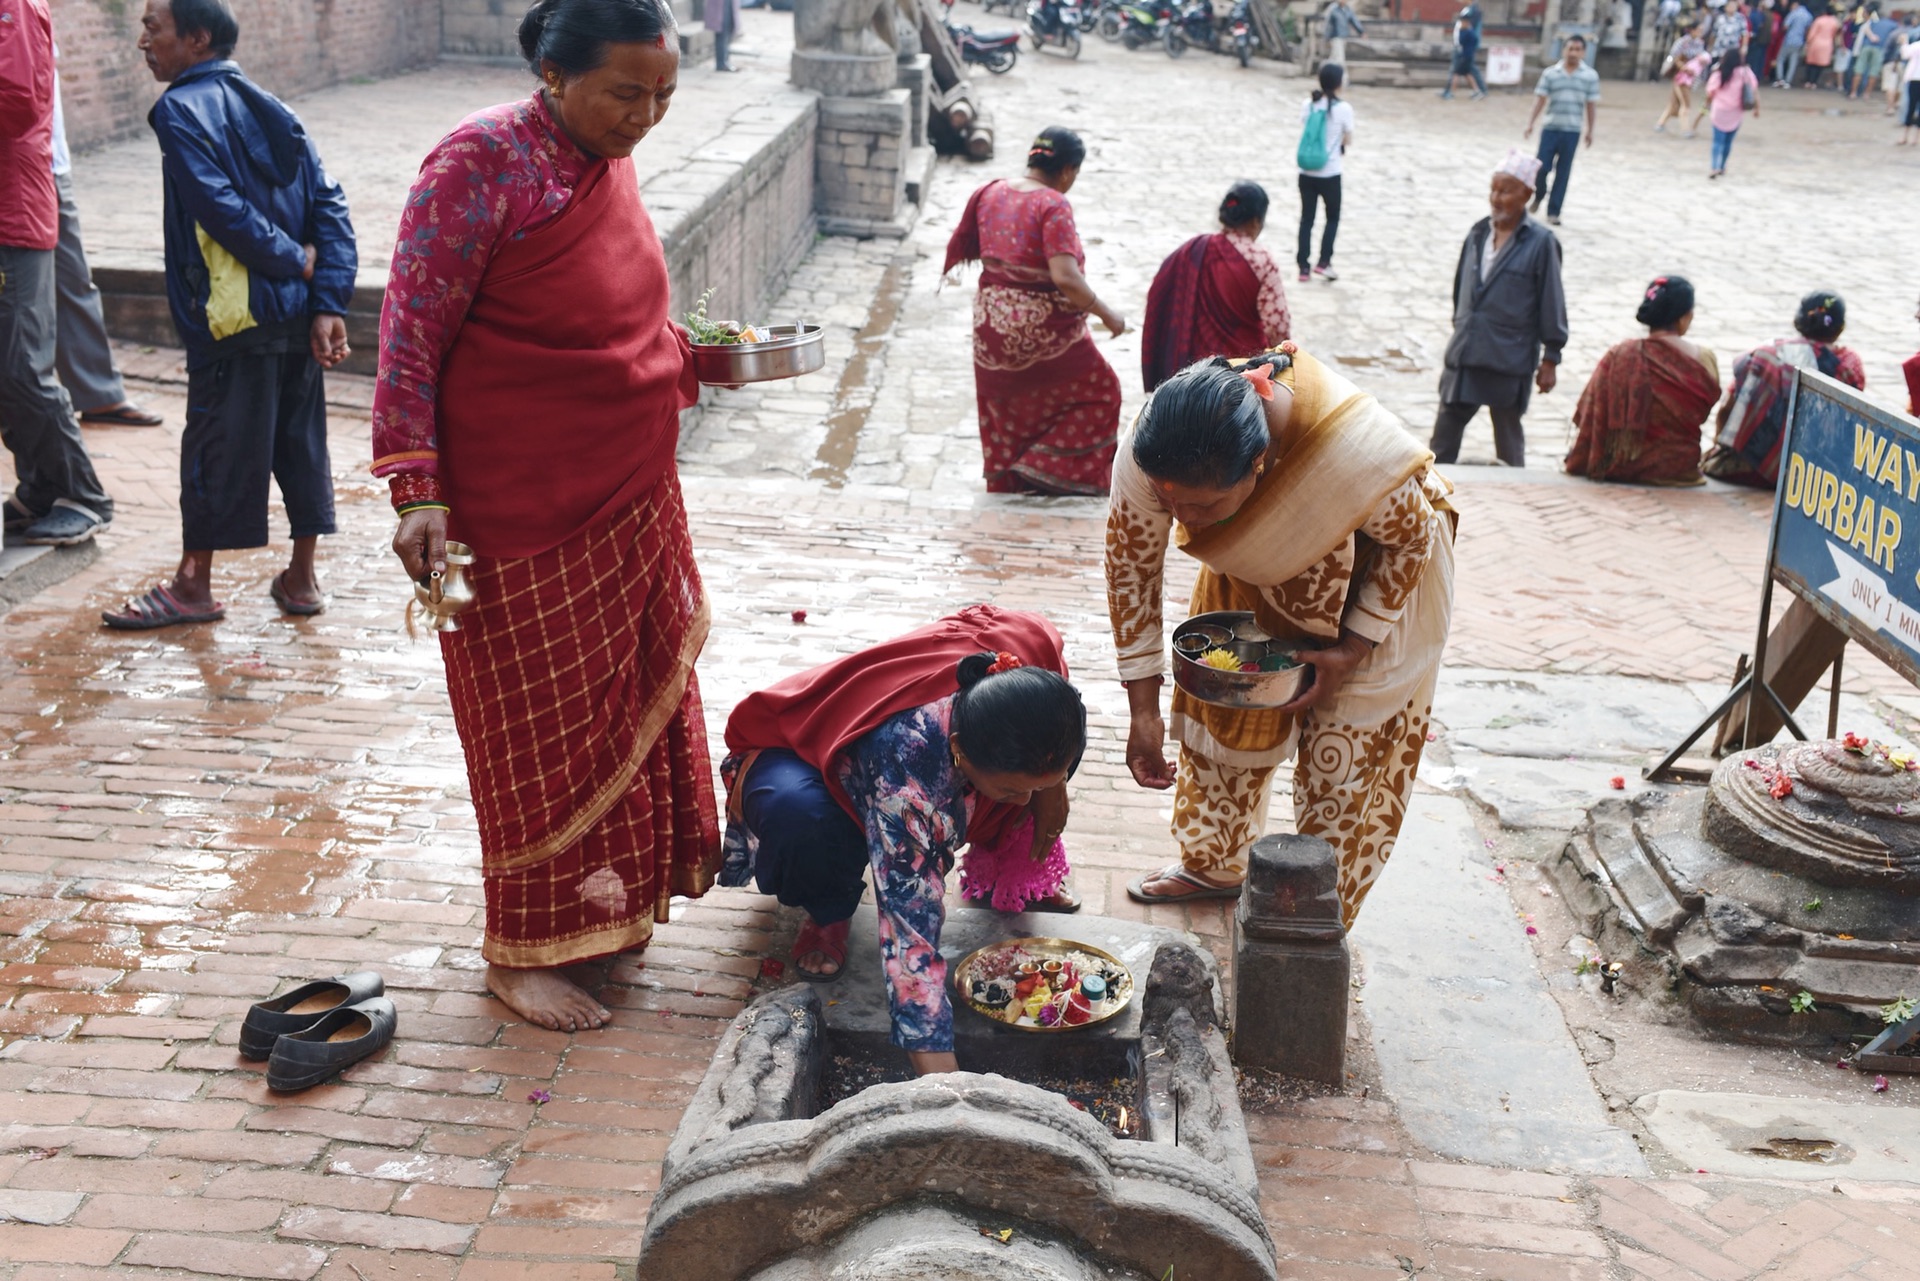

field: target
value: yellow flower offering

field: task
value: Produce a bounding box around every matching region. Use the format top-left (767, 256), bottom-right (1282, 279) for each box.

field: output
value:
top-left (1200, 648), bottom-right (1242, 671)
top-left (1023, 991), bottom-right (1050, 1021)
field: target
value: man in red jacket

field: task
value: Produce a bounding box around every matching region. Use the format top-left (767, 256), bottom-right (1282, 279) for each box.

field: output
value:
top-left (0, 0), bottom-right (115, 546)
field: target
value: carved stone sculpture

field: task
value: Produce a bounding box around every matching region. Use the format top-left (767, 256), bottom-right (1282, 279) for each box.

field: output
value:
top-left (792, 0), bottom-right (902, 96)
top-left (640, 920), bottom-right (1278, 1281)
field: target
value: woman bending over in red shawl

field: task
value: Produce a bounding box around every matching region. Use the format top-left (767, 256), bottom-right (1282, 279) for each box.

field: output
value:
top-left (944, 126), bottom-right (1127, 496)
top-left (1566, 275), bottom-right (1722, 486)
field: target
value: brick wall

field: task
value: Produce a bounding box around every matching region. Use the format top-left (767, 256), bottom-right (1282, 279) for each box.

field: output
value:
top-left (51, 0), bottom-right (442, 151)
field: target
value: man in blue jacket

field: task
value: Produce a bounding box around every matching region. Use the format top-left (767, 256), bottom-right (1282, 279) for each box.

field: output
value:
top-left (106, 0), bottom-right (356, 630)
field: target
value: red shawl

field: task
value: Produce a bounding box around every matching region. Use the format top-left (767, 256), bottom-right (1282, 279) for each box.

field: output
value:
top-left (942, 183), bottom-right (990, 276)
top-left (1141, 233), bottom-right (1267, 392)
top-left (438, 157), bottom-right (698, 558)
top-left (1566, 337), bottom-right (1721, 484)
top-left (724, 605), bottom-right (1068, 848)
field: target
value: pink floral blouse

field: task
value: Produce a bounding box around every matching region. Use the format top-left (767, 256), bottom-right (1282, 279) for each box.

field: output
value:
top-left (371, 92), bottom-right (595, 509)
top-left (1222, 229), bottom-right (1292, 348)
top-left (972, 180), bottom-right (1084, 285)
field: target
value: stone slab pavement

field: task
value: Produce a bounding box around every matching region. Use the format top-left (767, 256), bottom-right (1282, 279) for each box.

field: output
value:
top-left (5, 25), bottom-right (1920, 1281)
top-left (1351, 792), bottom-right (1649, 1178)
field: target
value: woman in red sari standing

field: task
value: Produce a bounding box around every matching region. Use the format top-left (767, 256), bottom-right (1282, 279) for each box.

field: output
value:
top-left (1565, 275), bottom-right (1722, 486)
top-left (373, 0), bottom-right (718, 1032)
top-left (1140, 181), bottom-right (1292, 392)
top-left (944, 127), bottom-right (1127, 495)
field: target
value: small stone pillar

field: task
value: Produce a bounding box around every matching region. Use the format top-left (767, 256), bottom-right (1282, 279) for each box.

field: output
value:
top-left (1231, 834), bottom-right (1349, 1085)
top-left (676, 0), bottom-right (714, 61)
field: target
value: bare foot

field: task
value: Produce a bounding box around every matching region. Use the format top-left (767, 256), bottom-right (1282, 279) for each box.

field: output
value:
top-left (486, 964), bottom-right (611, 1031)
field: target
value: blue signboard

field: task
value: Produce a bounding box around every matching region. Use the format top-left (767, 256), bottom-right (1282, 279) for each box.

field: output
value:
top-left (1772, 371), bottom-right (1920, 686)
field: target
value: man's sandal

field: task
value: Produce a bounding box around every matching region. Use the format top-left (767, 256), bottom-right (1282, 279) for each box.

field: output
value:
top-left (1126, 864), bottom-right (1245, 904)
top-left (102, 585), bottom-right (226, 631)
top-left (791, 918), bottom-right (850, 983)
top-left (79, 403), bottom-right (164, 427)
top-left (270, 571), bottom-right (326, 616)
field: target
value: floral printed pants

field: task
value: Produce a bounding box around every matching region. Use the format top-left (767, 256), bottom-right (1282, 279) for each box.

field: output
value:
top-left (1171, 697), bottom-right (1432, 927)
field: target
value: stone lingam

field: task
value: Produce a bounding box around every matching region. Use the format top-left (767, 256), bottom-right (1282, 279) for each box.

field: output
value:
top-left (1558, 738), bottom-right (1920, 1042)
top-left (636, 910), bottom-right (1277, 1281)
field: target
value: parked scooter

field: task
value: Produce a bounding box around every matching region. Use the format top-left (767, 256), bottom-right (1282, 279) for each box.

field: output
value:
top-left (1226, 0), bottom-right (1260, 66)
top-left (1027, 0), bottom-right (1083, 56)
top-left (1117, 0), bottom-right (1171, 49)
top-left (945, 6), bottom-right (1023, 73)
top-left (1163, 0), bottom-right (1218, 57)
top-left (1091, 0), bottom-right (1126, 38)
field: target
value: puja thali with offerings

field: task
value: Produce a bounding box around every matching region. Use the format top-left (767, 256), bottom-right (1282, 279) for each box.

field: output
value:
top-left (952, 936), bottom-right (1134, 1032)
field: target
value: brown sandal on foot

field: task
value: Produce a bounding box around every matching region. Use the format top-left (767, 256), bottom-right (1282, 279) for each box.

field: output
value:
top-left (1126, 864), bottom-right (1245, 904)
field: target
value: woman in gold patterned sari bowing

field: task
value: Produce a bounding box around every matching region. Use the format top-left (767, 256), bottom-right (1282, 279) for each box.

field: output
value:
top-left (1107, 347), bottom-right (1456, 923)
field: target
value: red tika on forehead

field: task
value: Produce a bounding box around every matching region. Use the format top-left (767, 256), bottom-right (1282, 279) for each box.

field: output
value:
top-left (655, 32), bottom-right (667, 48)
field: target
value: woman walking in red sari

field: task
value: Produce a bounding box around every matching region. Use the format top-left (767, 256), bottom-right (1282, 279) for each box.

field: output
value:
top-left (374, 0), bottom-right (719, 1032)
top-left (944, 127), bottom-right (1127, 495)
top-left (1565, 275), bottom-right (1721, 486)
top-left (1141, 181), bottom-right (1291, 392)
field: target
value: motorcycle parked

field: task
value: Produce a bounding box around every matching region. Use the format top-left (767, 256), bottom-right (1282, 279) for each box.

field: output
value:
top-left (1117, 0), bottom-right (1171, 49)
top-left (1027, 0), bottom-right (1083, 56)
top-left (1227, 0), bottom-right (1260, 66)
top-left (1091, 0), bottom-right (1126, 39)
top-left (947, 15), bottom-right (1022, 73)
top-left (1163, 0), bottom-right (1218, 57)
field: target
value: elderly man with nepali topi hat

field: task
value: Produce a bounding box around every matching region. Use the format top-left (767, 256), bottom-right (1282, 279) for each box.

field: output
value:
top-left (1427, 149), bottom-right (1568, 469)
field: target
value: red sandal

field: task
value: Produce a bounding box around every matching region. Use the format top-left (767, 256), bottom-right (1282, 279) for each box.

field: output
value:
top-left (791, 918), bottom-right (850, 983)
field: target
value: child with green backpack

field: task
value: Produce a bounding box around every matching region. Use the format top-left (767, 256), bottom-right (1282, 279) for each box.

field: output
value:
top-left (1297, 63), bottom-right (1355, 283)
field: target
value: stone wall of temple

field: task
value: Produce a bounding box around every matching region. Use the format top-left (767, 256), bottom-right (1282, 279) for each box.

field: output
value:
top-left (50, 0), bottom-right (442, 151)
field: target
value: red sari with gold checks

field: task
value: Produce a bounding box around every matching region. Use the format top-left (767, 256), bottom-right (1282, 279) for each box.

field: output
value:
top-left (372, 95), bottom-right (719, 969)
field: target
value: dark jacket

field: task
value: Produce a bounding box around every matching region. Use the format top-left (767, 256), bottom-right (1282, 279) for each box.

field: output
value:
top-left (148, 59), bottom-right (356, 368)
top-left (1443, 215), bottom-right (1567, 379)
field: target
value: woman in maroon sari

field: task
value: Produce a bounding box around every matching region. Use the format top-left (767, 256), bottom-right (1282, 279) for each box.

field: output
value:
top-left (1565, 275), bottom-right (1722, 486)
top-left (374, 0), bottom-right (719, 1032)
top-left (1141, 181), bottom-right (1292, 392)
top-left (944, 127), bottom-right (1127, 495)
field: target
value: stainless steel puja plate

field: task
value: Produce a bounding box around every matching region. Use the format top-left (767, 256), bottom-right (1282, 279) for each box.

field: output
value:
top-left (1171, 609), bottom-right (1312, 709)
top-left (690, 324), bottom-right (825, 384)
top-left (951, 936), bottom-right (1134, 1032)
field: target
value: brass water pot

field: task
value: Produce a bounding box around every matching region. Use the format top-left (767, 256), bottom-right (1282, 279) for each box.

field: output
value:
top-left (413, 541), bottom-right (477, 632)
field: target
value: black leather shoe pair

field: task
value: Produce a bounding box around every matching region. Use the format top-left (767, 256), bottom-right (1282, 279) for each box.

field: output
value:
top-left (241, 972), bottom-right (398, 1093)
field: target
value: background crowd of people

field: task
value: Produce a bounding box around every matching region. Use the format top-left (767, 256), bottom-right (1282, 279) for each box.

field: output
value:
top-left (1655, 0), bottom-right (1920, 140)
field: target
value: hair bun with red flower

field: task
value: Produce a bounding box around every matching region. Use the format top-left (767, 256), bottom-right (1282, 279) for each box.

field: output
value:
top-left (985, 651), bottom-right (1024, 675)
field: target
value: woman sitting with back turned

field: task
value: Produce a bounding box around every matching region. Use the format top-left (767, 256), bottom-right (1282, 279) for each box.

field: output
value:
top-left (1565, 275), bottom-right (1721, 486)
top-left (1703, 290), bottom-right (1866, 488)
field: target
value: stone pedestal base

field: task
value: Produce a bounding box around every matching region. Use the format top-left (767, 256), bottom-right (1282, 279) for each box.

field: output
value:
top-left (814, 89), bottom-right (913, 237)
top-left (673, 0), bottom-right (713, 60)
top-left (792, 49), bottom-right (899, 96)
top-left (897, 53), bottom-right (933, 147)
top-left (1231, 834), bottom-right (1350, 1085)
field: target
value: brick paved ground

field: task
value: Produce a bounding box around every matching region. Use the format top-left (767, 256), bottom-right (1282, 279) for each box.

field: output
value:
top-left (5, 26), bottom-right (1920, 1281)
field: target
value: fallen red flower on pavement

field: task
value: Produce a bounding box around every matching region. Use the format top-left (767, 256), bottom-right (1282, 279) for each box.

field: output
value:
top-left (791, 609), bottom-right (808, 624)
top-left (759, 957), bottom-right (786, 980)
top-left (1609, 776), bottom-right (1625, 790)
